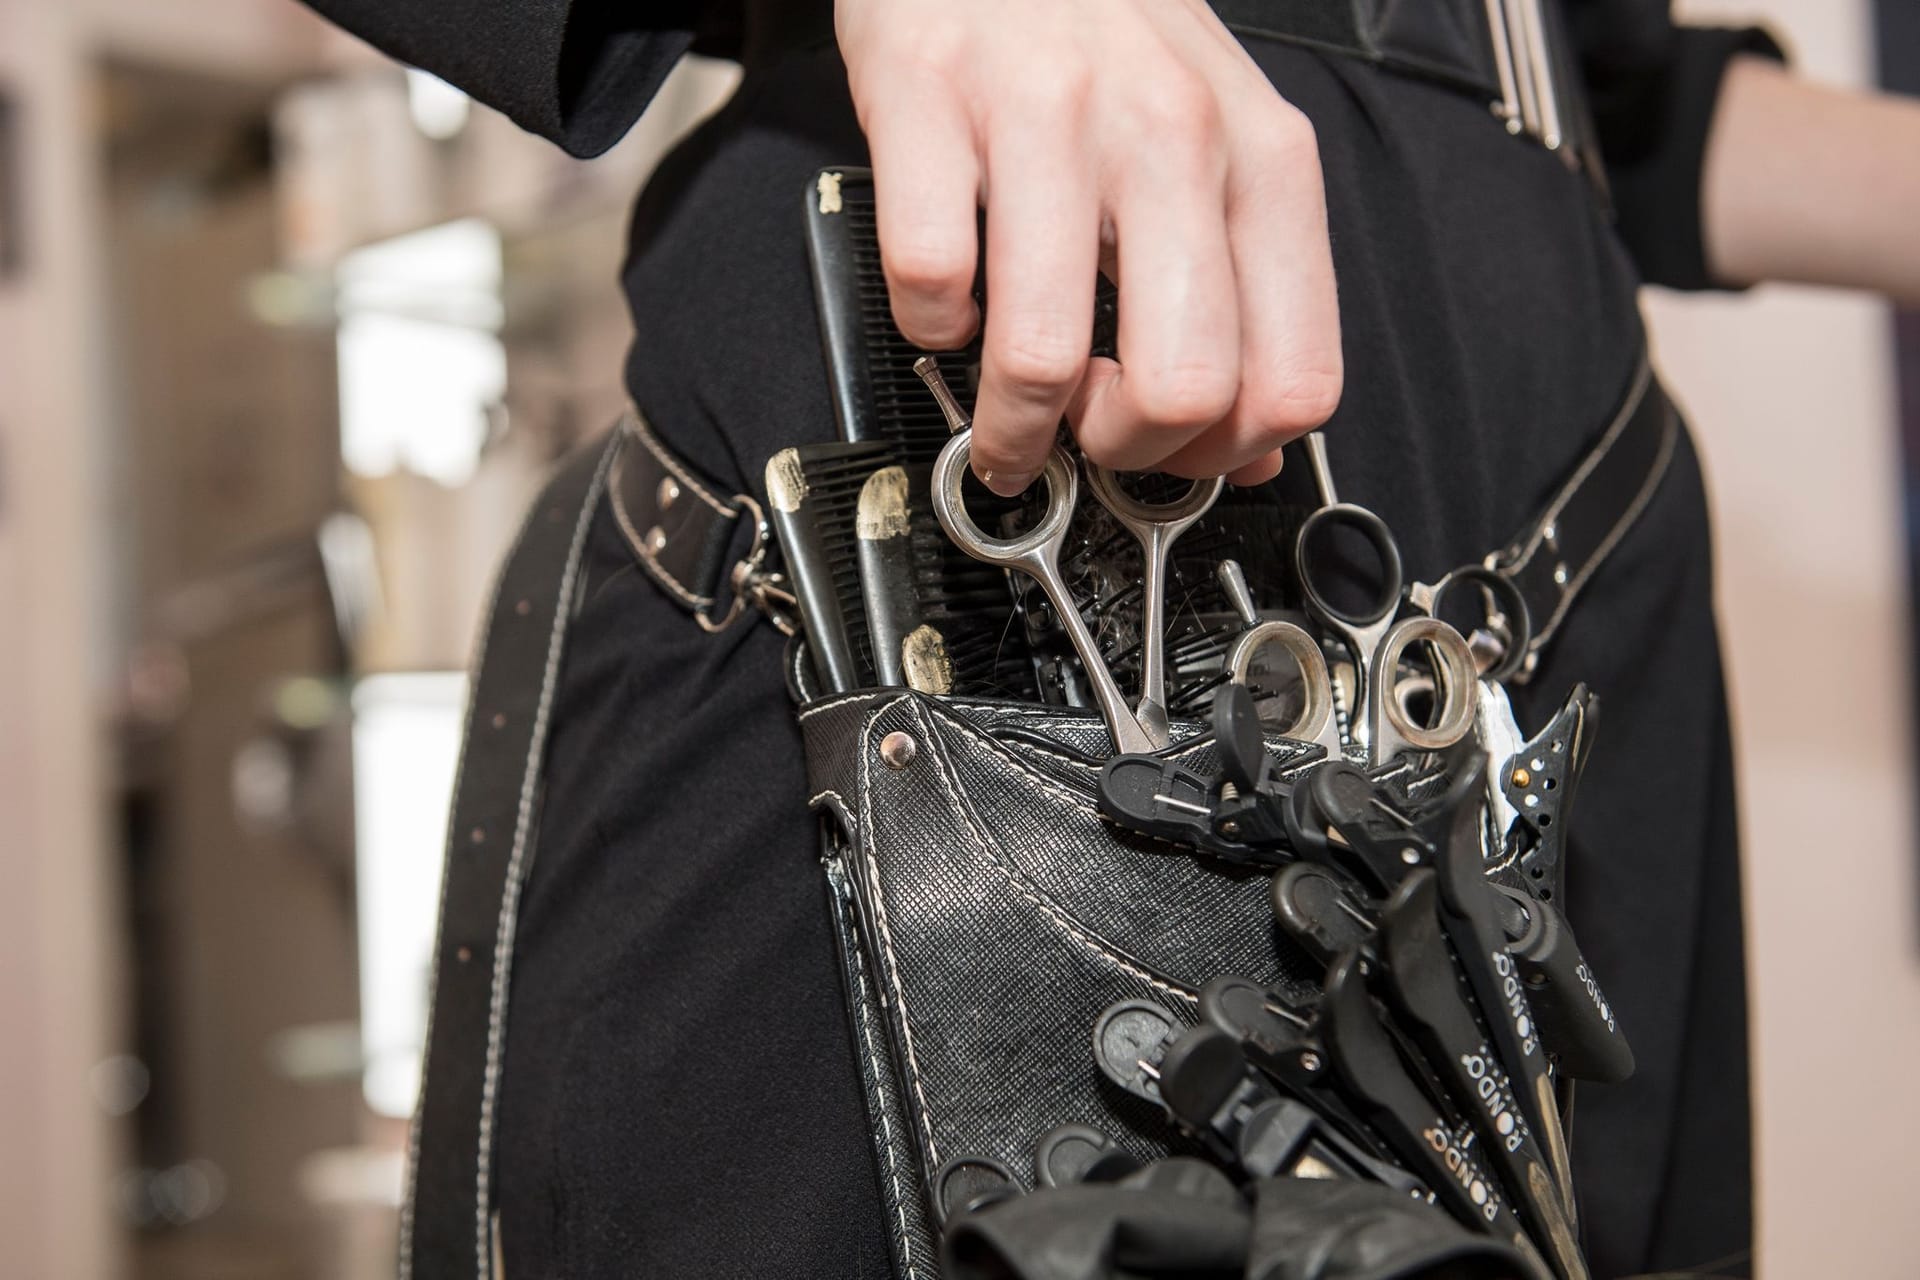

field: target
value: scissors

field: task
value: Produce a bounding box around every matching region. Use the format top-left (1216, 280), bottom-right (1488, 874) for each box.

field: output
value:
top-left (1226, 434), bottom-right (1479, 766)
top-left (916, 358), bottom-right (1223, 755)
top-left (1217, 559), bottom-right (1343, 757)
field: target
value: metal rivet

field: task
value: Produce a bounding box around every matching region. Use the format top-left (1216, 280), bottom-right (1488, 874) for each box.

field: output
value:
top-left (1219, 819), bottom-right (1242, 838)
top-left (491, 712), bottom-right (507, 730)
top-left (1298, 1050), bottom-right (1323, 1074)
top-left (456, 946), bottom-right (472, 963)
top-left (879, 732), bottom-right (918, 769)
top-left (514, 599), bottom-right (531, 617)
top-left (657, 477), bottom-right (681, 510)
top-left (470, 826), bottom-right (486, 845)
top-left (1551, 562), bottom-right (1569, 586)
top-left (646, 525), bottom-right (668, 555)
top-left (1511, 766), bottom-right (1531, 788)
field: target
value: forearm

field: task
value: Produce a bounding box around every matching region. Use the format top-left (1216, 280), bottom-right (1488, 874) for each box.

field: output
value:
top-left (1703, 54), bottom-right (1920, 303)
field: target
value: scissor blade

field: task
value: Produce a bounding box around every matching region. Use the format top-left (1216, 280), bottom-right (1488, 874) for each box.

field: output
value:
top-left (1134, 696), bottom-right (1171, 750)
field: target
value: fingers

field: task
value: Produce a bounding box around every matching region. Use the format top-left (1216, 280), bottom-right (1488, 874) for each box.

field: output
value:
top-left (970, 89), bottom-right (1101, 496)
top-left (841, 0), bottom-right (1345, 495)
top-left (1069, 81), bottom-right (1241, 475)
top-left (1148, 101), bottom-right (1344, 481)
top-left (868, 78), bottom-right (983, 349)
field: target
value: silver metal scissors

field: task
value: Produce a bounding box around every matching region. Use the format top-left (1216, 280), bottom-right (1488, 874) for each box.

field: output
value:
top-left (1293, 433), bottom-right (1479, 765)
top-left (1224, 434), bottom-right (1479, 766)
top-left (916, 358), bottom-right (1222, 755)
top-left (1217, 559), bottom-right (1343, 757)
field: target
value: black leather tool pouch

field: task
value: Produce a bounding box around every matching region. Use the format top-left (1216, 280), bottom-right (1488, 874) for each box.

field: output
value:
top-left (798, 688), bottom-right (1325, 1277)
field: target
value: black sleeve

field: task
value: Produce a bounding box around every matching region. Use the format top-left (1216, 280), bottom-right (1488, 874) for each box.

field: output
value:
top-left (299, 0), bottom-right (743, 158)
top-left (1571, 2), bottom-right (1787, 290)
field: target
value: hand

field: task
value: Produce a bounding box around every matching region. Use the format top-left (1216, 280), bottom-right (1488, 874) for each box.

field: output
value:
top-left (836, 0), bottom-right (1343, 495)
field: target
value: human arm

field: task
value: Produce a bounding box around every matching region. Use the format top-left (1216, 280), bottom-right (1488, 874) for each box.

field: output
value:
top-left (1703, 54), bottom-right (1920, 303)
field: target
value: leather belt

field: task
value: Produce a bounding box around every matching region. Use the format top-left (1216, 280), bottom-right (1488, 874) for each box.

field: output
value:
top-left (609, 358), bottom-right (1676, 684)
top-left (607, 412), bottom-right (796, 635)
top-left (1496, 357), bottom-right (1676, 678)
top-left (402, 437), bottom-right (621, 1280)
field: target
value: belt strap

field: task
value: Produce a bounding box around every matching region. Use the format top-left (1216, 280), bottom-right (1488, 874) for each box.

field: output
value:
top-left (609, 411), bottom-right (797, 635)
top-left (1496, 357), bottom-right (1677, 679)
top-left (610, 363), bottom-right (1677, 683)
top-left (401, 434), bottom-right (619, 1280)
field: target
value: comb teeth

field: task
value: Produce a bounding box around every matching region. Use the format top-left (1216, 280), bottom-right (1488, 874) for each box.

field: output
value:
top-left (849, 201), bottom-right (974, 464)
top-left (768, 441), bottom-right (896, 690)
top-left (804, 447), bottom-right (895, 681)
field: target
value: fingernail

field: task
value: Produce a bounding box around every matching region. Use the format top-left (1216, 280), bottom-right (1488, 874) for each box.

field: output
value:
top-left (982, 467), bottom-right (1035, 498)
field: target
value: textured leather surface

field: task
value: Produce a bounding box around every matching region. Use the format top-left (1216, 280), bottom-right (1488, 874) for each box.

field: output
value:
top-left (609, 411), bottom-right (751, 620)
top-left (800, 691), bottom-right (1332, 1260)
top-left (945, 1168), bottom-right (1532, 1280)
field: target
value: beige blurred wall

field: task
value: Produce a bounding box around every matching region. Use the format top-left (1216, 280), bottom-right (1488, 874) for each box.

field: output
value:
top-left (1649, 3), bottom-right (1920, 1276)
top-left (0, 3), bottom-right (338, 1277)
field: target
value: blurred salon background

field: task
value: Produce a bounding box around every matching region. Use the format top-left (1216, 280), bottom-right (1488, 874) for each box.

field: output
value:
top-left (0, 0), bottom-right (1913, 1276)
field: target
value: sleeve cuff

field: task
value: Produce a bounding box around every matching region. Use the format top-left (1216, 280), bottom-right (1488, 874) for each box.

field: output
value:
top-left (1598, 26), bottom-right (1787, 292)
top-left (551, 5), bottom-right (710, 157)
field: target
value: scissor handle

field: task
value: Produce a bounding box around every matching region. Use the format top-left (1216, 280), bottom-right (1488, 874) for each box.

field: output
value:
top-left (932, 432), bottom-right (1160, 755)
top-left (1226, 620), bottom-right (1338, 751)
top-left (1369, 616), bottom-right (1479, 758)
top-left (1417, 565), bottom-right (1532, 684)
top-left (1083, 466), bottom-right (1225, 532)
top-left (931, 434), bottom-right (1079, 566)
top-left (1294, 502), bottom-right (1405, 630)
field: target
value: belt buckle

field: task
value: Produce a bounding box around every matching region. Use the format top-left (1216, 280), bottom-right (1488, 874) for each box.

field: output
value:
top-left (698, 493), bottom-right (799, 636)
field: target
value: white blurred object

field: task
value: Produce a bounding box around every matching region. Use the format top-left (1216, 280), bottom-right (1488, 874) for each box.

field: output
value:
top-left (405, 69), bottom-right (470, 141)
top-left (336, 218), bottom-right (504, 486)
top-left (351, 672), bottom-right (467, 1119)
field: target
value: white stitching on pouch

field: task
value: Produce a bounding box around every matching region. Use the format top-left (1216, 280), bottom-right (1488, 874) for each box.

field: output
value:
top-left (907, 703), bottom-right (1197, 1008)
top-left (835, 867), bottom-right (925, 1277)
top-left (855, 697), bottom-right (947, 1164)
top-left (796, 691), bottom-right (885, 722)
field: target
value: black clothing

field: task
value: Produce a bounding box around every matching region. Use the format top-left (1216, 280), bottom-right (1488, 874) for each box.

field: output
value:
top-left (304, 0), bottom-right (1782, 292)
top-left (297, 2), bottom-right (1776, 1275)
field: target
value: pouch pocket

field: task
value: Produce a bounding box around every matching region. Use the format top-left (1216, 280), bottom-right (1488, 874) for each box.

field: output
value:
top-left (799, 689), bottom-right (1323, 1275)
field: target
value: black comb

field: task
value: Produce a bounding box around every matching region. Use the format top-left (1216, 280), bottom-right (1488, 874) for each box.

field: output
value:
top-left (806, 167), bottom-right (977, 465)
top-left (765, 440), bottom-right (895, 692)
top-left (807, 167), bottom-right (1040, 698)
